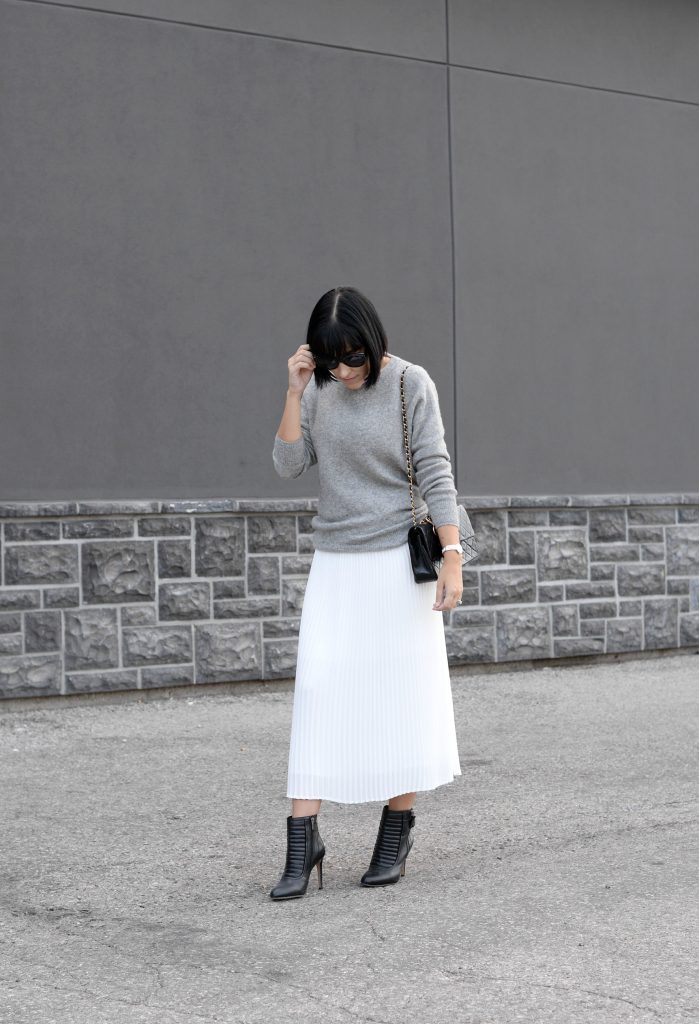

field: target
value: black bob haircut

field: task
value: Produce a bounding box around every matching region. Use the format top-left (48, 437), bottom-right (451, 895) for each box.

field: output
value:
top-left (306, 286), bottom-right (389, 390)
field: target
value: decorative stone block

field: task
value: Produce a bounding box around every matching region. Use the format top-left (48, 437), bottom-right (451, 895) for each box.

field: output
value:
top-left (0, 635), bottom-right (23, 655)
top-left (552, 604), bottom-right (578, 636)
top-left (471, 510), bottom-right (507, 564)
top-left (617, 564), bottom-right (665, 597)
top-left (213, 579), bottom-right (246, 599)
top-left (549, 509), bottom-right (588, 526)
top-left (214, 597), bottom-right (280, 618)
top-left (606, 618), bottom-right (642, 652)
top-left (0, 654), bottom-right (61, 698)
top-left (158, 540), bottom-right (191, 578)
top-left (495, 607), bottom-right (551, 661)
top-left (619, 600), bottom-right (642, 616)
top-left (65, 669), bottom-right (139, 694)
top-left (536, 529), bottom-right (588, 581)
top-left (298, 534), bottom-right (315, 553)
top-left (141, 664), bottom-right (194, 688)
top-left (5, 522), bottom-right (60, 541)
top-left (666, 578), bottom-right (690, 595)
top-left (195, 517), bottom-right (245, 576)
top-left (666, 526), bottom-right (699, 575)
top-left (679, 613), bottom-right (699, 646)
top-left (643, 599), bottom-right (678, 649)
top-left (82, 542), bottom-right (155, 603)
top-left (263, 618), bottom-right (300, 637)
top-left (509, 531), bottom-right (535, 565)
top-left (64, 609), bottom-right (119, 670)
top-left (590, 545), bottom-right (639, 562)
top-left (195, 622), bottom-right (261, 682)
top-left (25, 611), bottom-right (61, 652)
top-left (159, 582), bottom-right (210, 620)
top-left (248, 556), bottom-right (281, 594)
top-left (282, 579), bottom-right (307, 616)
top-left (579, 601), bottom-right (617, 619)
top-left (264, 639), bottom-right (298, 678)
top-left (5, 544), bottom-right (78, 585)
top-left (628, 527), bottom-right (664, 543)
top-left (553, 637), bottom-right (605, 657)
top-left (122, 625), bottom-right (192, 665)
top-left (508, 510), bottom-right (548, 527)
top-left (564, 581), bottom-right (616, 600)
top-left (137, 516), bottom-right (191, 536)
top-left (641, 544), bottom-right (665, 561)
top-left (580, 619), bottom-right (605, 636)
top-left (62, 519), bottom-right (134, 539)
top-left (247, 515), bottom-right (296, 554)
top-left (538, 585), bottom-right (564, 602)
top-left (690, 579), bottom-right (699, 611)
top-left (0, 613), bottom-right (21, 634)
top-left (43, 587), bottom-right (80, 608)
top-left (591, 564), bottom-right (615, 580)
top-left (627, 507), bottom-right (676, 525)
top-left (589, 509), bottom-right (626, 543)
top-left (451, 609), bottom-right (494, 628)
top-left (446, 625), bottom-right (495, 663)
top-left (481, 569), bottom-right (536, 604)
top-left (121, 606), bottom-right (157, 626)
top-left (281, 555), bottom-right (314, 576)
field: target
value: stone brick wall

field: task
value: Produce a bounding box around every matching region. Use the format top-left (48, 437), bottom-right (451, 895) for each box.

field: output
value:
top-left (1, 495), bottom-right (698, 699)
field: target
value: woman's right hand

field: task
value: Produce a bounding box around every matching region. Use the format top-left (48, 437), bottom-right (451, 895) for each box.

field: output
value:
top-left (287, 343), bottom-right (316, 396)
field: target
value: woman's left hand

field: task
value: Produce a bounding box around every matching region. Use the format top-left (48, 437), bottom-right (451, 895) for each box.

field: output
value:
top-left (432, 554), bottom-right (463, 611)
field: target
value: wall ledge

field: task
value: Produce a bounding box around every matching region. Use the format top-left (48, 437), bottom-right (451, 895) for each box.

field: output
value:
top-left (1, 492), bottom-right (699, 518)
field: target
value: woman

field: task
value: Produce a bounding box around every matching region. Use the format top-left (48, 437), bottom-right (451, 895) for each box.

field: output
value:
top-left (270, 286), bottom-right (464, 900)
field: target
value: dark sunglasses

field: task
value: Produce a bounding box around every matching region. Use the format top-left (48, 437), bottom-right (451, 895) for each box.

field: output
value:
top-left (314, 349), bottom-right (367, 371)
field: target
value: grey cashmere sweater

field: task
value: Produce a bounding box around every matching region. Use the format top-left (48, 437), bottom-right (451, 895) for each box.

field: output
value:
top-left (272, 354), bottom-right (459, 551)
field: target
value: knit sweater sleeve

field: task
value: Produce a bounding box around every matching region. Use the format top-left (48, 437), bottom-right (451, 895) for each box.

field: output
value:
top-left (408, 366), bottom-right (459, 528)
top-left (272, 382), bottom-right (318, 478)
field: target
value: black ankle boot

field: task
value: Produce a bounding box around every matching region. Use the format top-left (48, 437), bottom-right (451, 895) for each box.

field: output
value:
top-left (270, 813), bottom-right (325, 900)
top-left (360, 805), bottom-right (415, 886)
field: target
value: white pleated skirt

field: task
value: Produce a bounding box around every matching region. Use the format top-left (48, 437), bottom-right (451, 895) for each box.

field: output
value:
top-left (286, 540), bottom-right (462, 804)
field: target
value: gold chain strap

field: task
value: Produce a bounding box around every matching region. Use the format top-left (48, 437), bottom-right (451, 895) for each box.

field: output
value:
top-left (400, 365), bottom-right (431, 531)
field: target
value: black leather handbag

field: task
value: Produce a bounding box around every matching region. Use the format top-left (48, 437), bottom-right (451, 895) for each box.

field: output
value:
top-left (400, 366), bottom-right (478, 583)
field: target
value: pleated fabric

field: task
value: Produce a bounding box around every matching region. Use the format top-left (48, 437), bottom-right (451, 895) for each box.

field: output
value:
top-left (286, 541), bottom-right (462, 804)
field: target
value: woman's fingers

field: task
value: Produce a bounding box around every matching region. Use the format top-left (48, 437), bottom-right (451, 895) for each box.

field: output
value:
top-left (432, 582), bottom-right (463, 611)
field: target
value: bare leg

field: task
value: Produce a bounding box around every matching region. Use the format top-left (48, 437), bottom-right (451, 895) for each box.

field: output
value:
top-left (388, 791), bottom-right (416, 811)
top-left (292, 798), bottom-right (321, 816)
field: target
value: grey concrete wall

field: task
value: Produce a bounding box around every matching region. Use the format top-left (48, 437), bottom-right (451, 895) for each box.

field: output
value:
top-left (2, 1), bottom-right (698, 501)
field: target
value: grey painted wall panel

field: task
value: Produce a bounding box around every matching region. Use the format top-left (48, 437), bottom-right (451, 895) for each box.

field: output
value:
top-left (3, 1), bottom-right (698, 503)
top-left (450, 68), bottom-right (699, 494)
top-left (448, 0), bottom-right (699, 104)
top-left (1, 1), bottom-right (453, 500)
top-left (30, 0), bottom-right (447, 61)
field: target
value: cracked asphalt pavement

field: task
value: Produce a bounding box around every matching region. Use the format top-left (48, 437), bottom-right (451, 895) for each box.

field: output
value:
top-left (1, 652), bottom-right (697, 1023)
